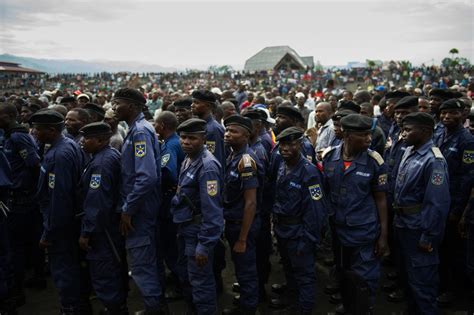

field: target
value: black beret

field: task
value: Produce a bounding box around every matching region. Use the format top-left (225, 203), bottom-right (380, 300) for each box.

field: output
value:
top-left (59, 96), bottom-right (76, 104)
top-left (439, 99), bottom-right (465, 111)
top-left (191, 90), bottom-right (216, 104)
top-left (243, 109), bottom-right (265, 121)
top-left (28, 103), bottom-right (42, 112)
top-left (338, 100), bottom-right (361, 113)
top-left (223, 115), bottom-right (253, 133)
top-left (83, 103), bottom-right (106, 118)
top-left (173, 97), bottom-right (193, 108)
top-left (333, 109), bottom-right (356, 121)
top-left (29, 109), bottom-right (64, 125)
top-left (394, 96), bottom-right (419, 110)
top-left (276, 105), bottom-right (304, 121)
top-left (429, 88), bottom-right (454, 100)
top-left (177, 118), bottom-right (207, 134)
top-left (276, 126), bottom-right (304, 142)
top-left (385, 91), bottom-right (410, 100)
top-left (112, 88), bottom-right (146, 105)
top-left (340, 114), bottom-right (373, 132)
top-left (80, 122), bottom-right (112, 137)
top-left (402, 112), bottom-right (435, 129)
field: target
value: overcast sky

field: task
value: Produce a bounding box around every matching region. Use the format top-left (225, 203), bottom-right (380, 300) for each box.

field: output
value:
top-left (1, 0), bottom-right (472, 69)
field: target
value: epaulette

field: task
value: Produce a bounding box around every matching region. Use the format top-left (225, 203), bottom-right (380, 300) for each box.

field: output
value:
top-left (238, 153), bottom-right (257, 173)
top-left (431, 147), bottom-right (444, 159)
top-left (321, 146), bottom-right (335, 159)
top-left (368, 150), bottom-right (384, 166)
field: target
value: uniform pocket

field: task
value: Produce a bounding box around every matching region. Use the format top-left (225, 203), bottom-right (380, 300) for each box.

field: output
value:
top-left (410, 251), bottom-right (439, 268)
top-left (126, 236), bottom-right (154, 266)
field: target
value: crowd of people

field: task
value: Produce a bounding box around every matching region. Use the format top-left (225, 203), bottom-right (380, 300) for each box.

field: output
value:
top-left (0, 68), bottom-right (474, 315)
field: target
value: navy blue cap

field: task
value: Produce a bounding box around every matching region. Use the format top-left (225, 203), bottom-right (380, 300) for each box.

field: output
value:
top-left (276, 127), bottom-right (304, 142)
top-left (80, 122), bottom-right (112, 137)
top-left (340, 114), bottom-right (373, 132)
top-left (177, 118), bottom-right (207, 134)
top-left (224, 115), bottom-right (253, 133)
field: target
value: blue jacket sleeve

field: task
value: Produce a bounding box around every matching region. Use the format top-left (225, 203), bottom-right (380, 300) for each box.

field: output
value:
top-left (123, 131), bottom-right (158, 216)
top-left (195, 167), bottom-right (224, 257)
top-left (13, 133), bottom-right (40, 167)
top-left (452, 140), bottom-right (474, 216)
top-left (302, 167), bottom-right (327, 244)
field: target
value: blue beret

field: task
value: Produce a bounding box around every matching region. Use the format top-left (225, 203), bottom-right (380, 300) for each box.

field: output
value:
top-left (276, 126), bottom-right (304, 142)
top-left (394, 96), bottom-right (419, 110)
top-left (177, 118), bottom-right (207, 134)
top-left (80, 122), bottom-right (112, 137)
top-left (439, 99), bottom-right (465, 111)
top-left (224, 115), bottom-right (253, 133)
top-left (112, 88), bottom-right (146, 105)
top-left (191, 90), bottom-right (216, 104)
top-left (340, 114), bottom-right (373, 132)
top-left (29, 110), bottom-right (64, 125)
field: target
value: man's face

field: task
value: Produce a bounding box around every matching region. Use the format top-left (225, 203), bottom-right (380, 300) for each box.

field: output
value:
top-left (279, 140), bottom-right (301, 162)
top-left (77, 97), bottom-right (88, 106)
top-left (402, 124), bottom-right (424, 146)
top-left (81, 136), bottom-right (102, 154)
top-left (276, 114), bottom-right (293, 132)
top-left (65, 111), bottom-right (85, 135)
top-left (223, 106), bottom-right (236, 119)
top-left (440, 109), bottom-right (463, 129)
top-left (360, 106), bottom-right (372, 118)
top-left (384, 100), bottom-right (396, 117)
top-left (346, 131), bottom-right (372, 151)
top-left (112, 99), bottom-right (131, 122)
top-left (33, 125), bottom-right (54, 143)
top-left (191, 99), bottom-right (209, 117)
top-left (179, 133), bottom-right (205, 155)
top-left (429, 95), bottom-right (443, 115)
top-left (394, 108), bottom-right (416, 127)
top-left (0, 111), bottom-right (11, 129)
top-left (343, 91), bottom-right (352, 101)
top-left (224, 124), bottom-right (247, 147)
top-left (333, 120), bottom-right (343, 139)
top-left (315, 105), bottom-right (330, 124)
top-left (296, 97), bottom-right (305, 106)
top-left (175, 107), bottom-right (192, 124)
top-left (418, 99), bottom-right (431, 113)
top-left (154, 119), bottom-right (164, 137)
top-left (20, 106), bottom-right (33, 123)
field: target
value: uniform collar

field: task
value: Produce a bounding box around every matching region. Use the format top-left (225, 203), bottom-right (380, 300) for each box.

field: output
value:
top-left (129, 112), bottom-right (145, 129)
top-left (411, 140), bottom-right (433, 156)
top-left (331, 144), bottom-right (368, 165)
top-left (164, 132), bottom-right (178, 144)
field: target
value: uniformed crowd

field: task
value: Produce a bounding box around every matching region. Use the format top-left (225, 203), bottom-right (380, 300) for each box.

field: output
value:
top-left (0, 82), bottom-right (474, 315)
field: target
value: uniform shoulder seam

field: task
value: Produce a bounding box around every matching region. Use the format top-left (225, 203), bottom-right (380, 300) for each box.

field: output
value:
top-left (368, 150), bottom-right (384, 165)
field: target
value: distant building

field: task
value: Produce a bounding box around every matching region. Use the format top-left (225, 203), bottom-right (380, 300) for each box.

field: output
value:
top-left (244, 46), bottom-right (314, 72)
top-left (0, 61), bottom-right (43, 74)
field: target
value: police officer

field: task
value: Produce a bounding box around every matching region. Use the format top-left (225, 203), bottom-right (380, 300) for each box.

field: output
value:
top-left (222, 115), bottom-right (263, 315)
top-left (254, 107), bottom-right (275, 155)
top-left (428, 88), bottom-right (455, 139)
top-left (0, 103), bottom-right (40, 305)
top-left (65, 108), bottom-right (91, 144)
top-left (171, 118), bottom-right (224, 315)
top-left (272, 127), bottom-right (326, 314)
top-left (111, 88), bottom-right (167, 314)
top-left (384, 96), bottom-right (419, 302)
top-left (31, 110), bottom-right (86, 314)
top-left (154, 111), bottom-right (185, 296)
top-left (173, 97), bottom-right (193, 125)
top-left (433, 98), bottom-right (474, 305)
top-left (77, 122), bottom-right (128, 315)
top-left (393, 112), bottom-right (450, 315)
top-left (322, 114), bottom-right (389, 314)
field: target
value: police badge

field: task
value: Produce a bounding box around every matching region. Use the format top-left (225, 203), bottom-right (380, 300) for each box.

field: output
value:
top-left (134, 141), bottom-right (146, 157)
top-left (161, 153), bottom-right (170, 167)
top-left (308, 184), bottom-right (322, 200)
top-left (48, 173), bottom-right (55, 189)
top-left (431, 171), bottom-right (444, 186)
top-left (378, 174), bottom-right (387, 186)
top-left (90, 174), bottom-right (101, 189)
top-left (19, 149), bottom-right (28, 160)
top-left (206, 141), bottom-right (216, 154)
top-left (207, 180), bottom-right (218, 196)
top-left (463, 150), bottom-right (474, 164)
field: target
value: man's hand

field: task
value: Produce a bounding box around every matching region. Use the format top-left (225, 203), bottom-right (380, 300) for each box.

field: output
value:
top-left (39, 239), bottom-right (51, 249)
top-left (233, 240), bottom-right (247, 253)
top-left (195, 254), bottom-right (208, 267)
top-left (374, 235), bottom-right (389, 257)
top-left (79, 236), bottom-right (91, 251)
top-left (417, 241), bottom-right (433, 253)
top-left (120, 213), bottom-right (134, 237)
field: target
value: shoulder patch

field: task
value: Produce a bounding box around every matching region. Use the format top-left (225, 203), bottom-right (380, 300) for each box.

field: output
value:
top-left (206, 141), bottom-right (216, 154)
top-left (431, 170), bottom-right (445, 186)
top-left (207, 180), bottom-right (218, 196)
top-left (462, 150), bottom-right (474, 164)
top-left (19, 149), bottom-right (28, 160)
top-left (321, 146), bottom-right (334, 159)
top-left (89, 174), bottom-right (101, 189)
top-left (134, 141), bottom-right (146, 157)
top-left (48, 173), bottom-right (55, 189)
top-left (238, 153), bottom-right (257, 173)
top-left (368, 150), bottom-right (384, 166)
top-left (308, 184), bottom-right (323, 200)
top-left (161, 153), bottom-right (170, 167)
top-left (431, 147), bottom-right (444, 159)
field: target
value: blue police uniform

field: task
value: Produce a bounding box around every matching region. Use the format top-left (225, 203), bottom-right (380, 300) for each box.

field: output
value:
top-left (157, 132), bottom-right (184, 286)
top-left (120, 112), bottom-right (163, 310)
top-left (273, 154), bottom-right (326, 313)
top-left (80, 145), bottom-right (127, 313)
top-left (323, 145), bottom-right (387, 305)
top-left (377, 115), bottom-right (392, 138)
top-left (171, 148), bottom-right (223, 314)
top-left (2, 124), bottom-right (40, 293)
top-left (259, 129), bottom-right (273, 154)
top-left (204, 115), bottom-right (225, 166)
top-left (37, 135), bottom-right (85, 312)
top-left (224, 145), bottom-right (263, 311)
top-left (393, 141), bottom-right (450, 315)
